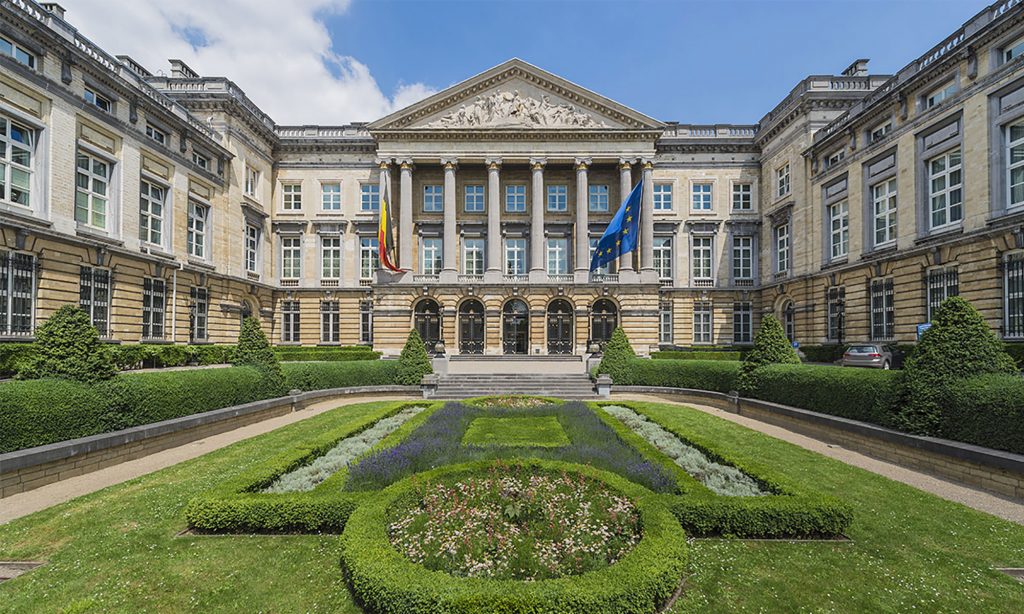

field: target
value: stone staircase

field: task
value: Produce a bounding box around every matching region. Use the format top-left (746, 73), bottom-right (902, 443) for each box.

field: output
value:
top-left (429, 373), bottom-right (598, 399)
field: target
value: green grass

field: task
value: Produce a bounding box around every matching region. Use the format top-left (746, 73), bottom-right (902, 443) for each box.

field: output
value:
top-left (461, 416), bottom-right (570, 448)
top-left (0, 399), bottom-right (1022, 612)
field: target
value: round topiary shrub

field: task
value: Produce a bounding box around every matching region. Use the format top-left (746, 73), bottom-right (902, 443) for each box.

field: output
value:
top-left (596, 327), bottom-right (636, 384)
top-left (396, 329), bottom-right (432, 385)
top-left (17, 304), bottom-right (114, 382)
top-left (340, 459), bottom-right (688, 614)
top-left (737, 314), bottom-right (800, 394)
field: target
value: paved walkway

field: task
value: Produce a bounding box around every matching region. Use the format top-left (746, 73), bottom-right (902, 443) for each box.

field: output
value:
top-left (0, 394), bottom-right (416, 525)
top-left (2, 392), bottom-right (1020, 526)
top-left (613, 393), bottom-right (1024, 525)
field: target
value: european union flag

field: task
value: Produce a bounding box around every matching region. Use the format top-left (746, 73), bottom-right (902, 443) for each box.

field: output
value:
top-left (590, 181), bottom-right (642, 271)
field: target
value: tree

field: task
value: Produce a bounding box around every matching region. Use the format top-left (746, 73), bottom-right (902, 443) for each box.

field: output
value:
top-left (596, 327), bottom-right (636, 384)
top-left (893, 296), bottom-right (1017, 434)
top-left (737, 314), bottom-right (800, 393)
top-left (18, 304), bottom-right (115, 382)
top-left (232, 316), bottom-right (284, 391)
top-left (396, 329), bottom-right (433, 385)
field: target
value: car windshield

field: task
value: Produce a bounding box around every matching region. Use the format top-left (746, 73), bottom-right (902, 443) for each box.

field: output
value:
top-left (847, 345), bottom-right (877, 354)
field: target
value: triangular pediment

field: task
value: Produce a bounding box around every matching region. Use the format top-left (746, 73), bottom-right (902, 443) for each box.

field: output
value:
top-left (369, 59), bottom-right (664, 132)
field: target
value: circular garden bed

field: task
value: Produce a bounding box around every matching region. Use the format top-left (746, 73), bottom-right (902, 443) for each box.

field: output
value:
top-left (340, 459), bottom-right (687, 613)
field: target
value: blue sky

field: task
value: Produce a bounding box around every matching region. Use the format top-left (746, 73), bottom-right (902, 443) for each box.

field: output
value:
top-left (325, 0), bottom-right (992, 124)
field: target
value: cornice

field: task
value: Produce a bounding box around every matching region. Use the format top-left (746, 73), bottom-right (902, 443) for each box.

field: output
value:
top-left (372, 129), bottom-right (663, 142)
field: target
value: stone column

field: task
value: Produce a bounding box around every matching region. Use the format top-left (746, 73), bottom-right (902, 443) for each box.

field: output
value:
top-left (574, 158), bottom-right (591, 281)
top-left (441, 158), bottom-right (457, 277)
top-left (618, 159), bottom-right (634, 272)
top-left (529, 158), bottom-right (546, 282)
top-left (640, 159), bottom-right (655, 278)
top-left (399, 159), bottom-right (413, 272)
top-left (485, 158), bottom-right (501, 279)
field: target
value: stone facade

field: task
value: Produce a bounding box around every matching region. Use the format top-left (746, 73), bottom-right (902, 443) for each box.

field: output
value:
top-left (1, 1), bottom-right (1022, 357)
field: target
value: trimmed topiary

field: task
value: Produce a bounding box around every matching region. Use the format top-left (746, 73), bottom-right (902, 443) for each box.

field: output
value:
top-left (396, 329), bottom-right (432, 385)
top-left (737, 314), bottom-right (799, 393)
top-left (17, 304), bottom-right (114, 382)
top-left (596, 327), bottom-right (636, 383)
top-left (892, 296), bottom-right (1018, 435)
top-left (232, 316), bottom-right (284, 393)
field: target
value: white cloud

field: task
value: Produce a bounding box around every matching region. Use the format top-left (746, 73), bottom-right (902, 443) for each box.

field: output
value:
top-left (58, 0), bottom-right (437, 124)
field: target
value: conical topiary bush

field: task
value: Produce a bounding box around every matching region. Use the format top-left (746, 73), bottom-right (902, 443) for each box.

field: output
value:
top-left (232, 316), bottom-right (285, 393)
top-left (596, 327), bottom-right (636, 384)
top-left (737, 314), bottom-right (800, 393)
top-left (397, 329), bottom-right (433, 385)
top-left (17, 304), bottom-right (115, 382)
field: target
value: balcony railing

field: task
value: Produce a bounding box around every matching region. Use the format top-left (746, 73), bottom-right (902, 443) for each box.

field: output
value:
top-left (503, 274), bottom-right (528, 283)
top-left (458, 274), bottom-right (484, 283)
top-left (320, 279), bottom-right (340, 287)
top-left (659, 279), bottom-right (674, 288)
top-left (693, 279), bottom-right (714, 288)
top-left (359, 279), bottom-right (373, 287)
top-left (412, 274), bottom-right (440, 283)
top-left (280, 278), bottom-right (299, 287)
top-left (548, 274), bottom-right (574, 283)
top-left (735, 278), bottom-right (755, 287)
top-left (591, 273), bottom-right (619, 283)
top-left (246, 271), bottom-right (260, 282)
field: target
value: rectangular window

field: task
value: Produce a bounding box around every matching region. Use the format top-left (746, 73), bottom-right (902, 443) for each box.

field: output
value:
top-left (192, 152), bottom-right (210, 172)
top-left (75, 152), bottom-right (110, 229)
top-left (775, 223), bottom-right (790, 273)
top-left (659, 302), bottom-right (673, 345)
top-left (321, 301), bottom-right (340, 343)
top-left (871, 179), bottom-right (898, 246)
top-left (693, 302), bottom-right (713, 344)
top-left (589, 184), bottom-right (609, 212)
top-left (928, 149), bottom-right (963, 229)
top-left (421, 238), bottom-right (442, 275)
top-left (825, 149), bottom-right (845, 169)
top-left (869, 121), bottom-right (892, 144)
top-left (505, 238), bottom-right (526, 275)
top-left (281, 236), bottom-right (302, 279)
top-left (546, 185), bottom-right (567, 212)
top-left (0, 35), bottom-right (36, 68)
top-left (464, 184), bottom-right (484, 212)
top-left (245, 223), bottom-right (260, 274)
top-left (360, 237), bottom-right (379, 280)
top-left (692, 183), bottom-right (713, 211)
top-left (1005, 36), bottom-right (1024, 63)
top-left (0, 116), bottom-right (34, 208)
top-left (1006, 252), bottom-right (1024, 339)
top-left (463, 238), bottom-right (485, 275)
top-left (733, 302), bottom-right (752, 344)
top-left (653, 183), bottom-right (673, 210)
top-left (84, 87), bottom-right (111, 113)
top-left (79, 266), bottom-right (110, 338)
top-left (360, 300), bottom-right (374, 343)
top-left (145, 124), bottom-right (167, 146)
top-left (321, 182), bottom-right (342, 210)
top-left (187, 201), bottom-right (208, 259)
top-left (245, 165), bottom-right (259, 198)
top-left (282, 183), bottom-right (302, 210)
top-left (546, 237), bottom-right (568, 275)
top-left (829, 200), bottom-right (849, 259)
top-left (927, 267), bottom-right (959, 321)
top-left (423, 184), bottom-right (443, 212)
top-left (142, 277), bottom-right (166, 340)
top-left (691, 236), bottom-right (713, 282)
top-left (826, 286), bottom-right (845, 342)
top-left (1007, 123), bottom-right (1024, 211)
top-left (321, 236), bottom-right (341, 279)
top-left (732, 236), bottom-right (753, 282)
top-left (361, 184), bottom-right (380, 212)
top-left (926, 81), bottom-right (957, 109)
top-left (870, 278), bottom-right (895, 341)
top-left (505, 184), bottom-right (526, 213)
top-left (589, 237), bottom-right (614, 275)
top-left (281, 300), bottom-right (300, 343)
top-left (732, 183), bottom-right (752, 210)
top-left (139, 179), bottom-right (165, 246)
top-left (653, 236), bottom-right (673, 280)
top-left (190, 287), bottom-right (208, 342)
top-left (777, 164), bottom-right (790, 198)
top-left (0, 251), bottom-right (35, 336)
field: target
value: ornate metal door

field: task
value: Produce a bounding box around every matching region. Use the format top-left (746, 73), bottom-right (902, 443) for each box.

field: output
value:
top-left (590, 299), bottom-right (618, 350)
top-left (546, 299), bottom-right (574, 354)
top-left (458, 300), bottom-right (484, 354)
top-left (414, 299), bottom-right (441, 353)
top-left (502, 300), bottom-right (529, 354)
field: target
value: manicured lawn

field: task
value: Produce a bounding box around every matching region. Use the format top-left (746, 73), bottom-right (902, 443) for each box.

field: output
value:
top-left (0, 399), bottom-right (1022, 612)
top-left (462, 416), bottom-right (570, 447)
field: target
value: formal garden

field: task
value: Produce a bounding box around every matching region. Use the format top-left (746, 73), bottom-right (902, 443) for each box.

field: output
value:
top-left (0, 297), bottom-right (1023, 611)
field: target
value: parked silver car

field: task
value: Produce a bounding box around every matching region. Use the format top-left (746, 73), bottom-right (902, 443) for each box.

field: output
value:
top-left (841, 343), bottom-right (894, 369)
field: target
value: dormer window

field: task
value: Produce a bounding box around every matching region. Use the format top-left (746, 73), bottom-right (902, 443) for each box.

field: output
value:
top-left (84, 88), bottom-right (111, 113)
top-left (925, 81), bottom-right (957, 109)
top-left (192, 151), bottom-right (210, 171)
top-left (1003, 35), bottom-right (1024, 64)
top-left (869, 120), bottom-right (892, 144)
top-left (145, 124), bottom-right (167, 146)
top-left (824, 149), bottom-right (845, 170)
top-left (0, 35), bottom-right (35, 69)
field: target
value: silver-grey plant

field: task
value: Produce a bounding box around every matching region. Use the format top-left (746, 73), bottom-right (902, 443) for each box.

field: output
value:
top-left (603, 405), bottom-right (766, 497)
top-left (263, 406), bottom-right (425, 493)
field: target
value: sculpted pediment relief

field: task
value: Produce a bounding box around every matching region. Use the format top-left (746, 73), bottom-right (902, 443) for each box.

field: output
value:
top-left (424, 90), bottom-right (608, 129)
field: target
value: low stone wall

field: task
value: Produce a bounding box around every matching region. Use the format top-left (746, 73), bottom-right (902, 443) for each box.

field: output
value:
top-left (613, 386), bottom-right (1024, 501)
top-left (0, 386), bottom-right (418, 498)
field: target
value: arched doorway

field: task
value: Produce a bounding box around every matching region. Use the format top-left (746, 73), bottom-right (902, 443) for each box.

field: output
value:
top-left (546, 299), bottom-right (574, 354)
top-left (780, 299), bottom-right (796, 342)
top-left (502, 299), bottom-right (529, 355)
top-left (240, 300), bottom-right (254, 324)
top-left (413, 299), bottom-right (441, 353)
top-left (591, 299), bottom-right (618, 349)
top-left (458, 299), bottom-right (485, 354)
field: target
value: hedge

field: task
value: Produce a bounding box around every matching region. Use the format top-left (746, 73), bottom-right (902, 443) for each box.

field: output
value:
top-left (281, 360), bottom-right (399, 391)
top-left (651, 350), bottom-right (743, 361)
top-left (613, 358), bottom-right (740, 393)
top-left (340, 460), bottom-right (688, 614)
top-left (797, 344), bottom-right (845, 364)
top-left (0, 343), bottom-right (36, 376)
top-left (1005, 342), bottom-right (1024, 371)
top-left (274, 346), bottom-right (380, 361)
top-left (944, 374), bottom-right (1024, 454)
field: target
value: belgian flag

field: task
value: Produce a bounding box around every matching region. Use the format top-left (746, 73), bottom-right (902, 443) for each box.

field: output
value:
top-left (378, 182), bottom-right (402, 273)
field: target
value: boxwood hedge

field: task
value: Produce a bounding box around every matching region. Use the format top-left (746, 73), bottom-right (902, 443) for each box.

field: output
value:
top-left (339, 459), bottom-right (688, 614)
top-left (651, 350), bottom-right (743, 361)
top-left (281, 360), bottom-right (399, 391)
top-left (614, 358), bottom-right (740, 393)
top-left (944, 374), bottom-right (1024, 454)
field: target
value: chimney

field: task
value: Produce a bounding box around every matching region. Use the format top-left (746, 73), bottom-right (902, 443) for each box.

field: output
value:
top-left (41, 3), bottom-right (66, 20)
top-left (841, 59), bottom-right (870, 77)
top-left (169, 59), bottom-right (200, 79)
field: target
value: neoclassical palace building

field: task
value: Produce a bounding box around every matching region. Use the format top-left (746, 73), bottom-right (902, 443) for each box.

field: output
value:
top-left (1, 0), bottom-right (1023, 356)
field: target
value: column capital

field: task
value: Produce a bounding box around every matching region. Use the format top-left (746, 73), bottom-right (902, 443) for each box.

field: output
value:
top-left (619, 158), bottom-right (636, 170)
top-left (440, 157), bottom-right (458, 170)
top-left (485, 158), bottom-right (502, 170)
top-left (376, 158), bottom-right (392, 169)
top-left (529, 157), bottom-right (547, 171)
top-left (574, 157), bottom-right (592, 171)
top-left (397, 158), bottom-right (413, 170)
top-left (641, 158), bottom-right (655, 170)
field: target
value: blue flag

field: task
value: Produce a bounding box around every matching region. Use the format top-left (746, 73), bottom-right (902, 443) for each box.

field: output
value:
top-left (589, 181), bottom-right (642, 271)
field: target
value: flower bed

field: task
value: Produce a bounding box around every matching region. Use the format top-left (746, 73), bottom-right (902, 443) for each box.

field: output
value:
top-left (465, 395), bottom-right (559, 408)
top-left (388, 462), bottom-right (640, 580)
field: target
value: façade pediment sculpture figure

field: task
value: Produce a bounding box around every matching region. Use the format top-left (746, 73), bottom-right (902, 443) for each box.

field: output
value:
top-left (424, 90), bottom-right (609, 129)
